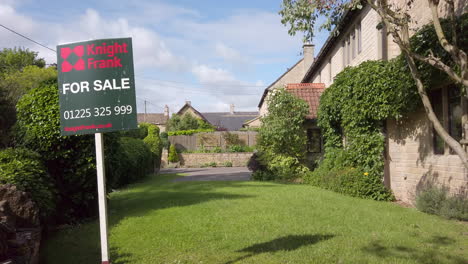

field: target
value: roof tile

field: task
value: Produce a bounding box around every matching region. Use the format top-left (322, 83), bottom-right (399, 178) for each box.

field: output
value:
top-left (286, 83), bottom-right (325, 119)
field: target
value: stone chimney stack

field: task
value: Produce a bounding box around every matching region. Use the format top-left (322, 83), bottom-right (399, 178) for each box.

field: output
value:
top-left (164, 105), bottom-right (169, 117)
top-left (185, 100), bottom-right (191, 106)
top-left (303, 42), bottom-right (315, 75)
top-left (230, 104), bottom-right (235, 114)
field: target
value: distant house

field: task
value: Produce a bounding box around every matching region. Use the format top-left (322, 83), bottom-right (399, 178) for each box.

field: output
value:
top-left (176, 101), bottom-right (258, 131)
top-left (137, 105), bottom-right (170, 132)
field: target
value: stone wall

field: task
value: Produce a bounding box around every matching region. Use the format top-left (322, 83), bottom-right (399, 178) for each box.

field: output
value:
top-left (387, 108), bottom-right (467, 204)
top-left (161, 152), bottom-right (253, 168)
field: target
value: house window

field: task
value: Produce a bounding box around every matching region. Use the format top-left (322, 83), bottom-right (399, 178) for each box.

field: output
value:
top-left (431, 89), bottom-right (444, 155)
top-left (307, 129), bottom-right (322, 153)
top-left (351, 30), bottom-right (356, 59)
top-left (357, 21), bottom-right (362, 54)
top-left (328, 59), bottom-right (332, 83)
top-left (342, 41), bottom-right (346, 68)
top-left (347, 36), bottom-right (351, 65)
top-left (430, 86), bottom-right (462, 155)
top-left (449, 87), bottom-right (462, 154)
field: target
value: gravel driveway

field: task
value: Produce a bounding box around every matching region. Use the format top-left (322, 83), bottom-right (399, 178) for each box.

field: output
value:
top-left (160, 167), bottom-right (251, 182)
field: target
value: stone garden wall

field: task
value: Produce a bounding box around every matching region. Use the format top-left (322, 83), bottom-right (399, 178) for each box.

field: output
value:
top-left (161, 151), bottom-right (253, 168)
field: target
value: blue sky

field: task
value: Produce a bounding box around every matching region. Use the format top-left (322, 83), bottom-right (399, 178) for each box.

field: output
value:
top-left (0, 0), bottom-right (329, 113)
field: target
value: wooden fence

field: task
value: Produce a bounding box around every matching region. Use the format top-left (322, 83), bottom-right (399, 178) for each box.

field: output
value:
top-left (169, 131), bottom-right (257, 151)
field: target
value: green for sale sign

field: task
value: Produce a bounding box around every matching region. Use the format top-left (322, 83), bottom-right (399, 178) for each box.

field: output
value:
top-left (57, 37), bottom-right (137, 135)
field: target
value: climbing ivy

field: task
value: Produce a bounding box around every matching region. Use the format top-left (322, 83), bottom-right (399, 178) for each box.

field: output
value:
top-left (307, 59), bottom-right (418, 200)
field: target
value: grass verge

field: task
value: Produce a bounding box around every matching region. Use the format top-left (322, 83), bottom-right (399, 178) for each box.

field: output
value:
top-left (41, 174), bottom-right (467, 264)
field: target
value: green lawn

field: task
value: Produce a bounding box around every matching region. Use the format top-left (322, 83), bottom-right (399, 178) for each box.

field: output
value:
top-left (41, 174), bottom-right (467, 264)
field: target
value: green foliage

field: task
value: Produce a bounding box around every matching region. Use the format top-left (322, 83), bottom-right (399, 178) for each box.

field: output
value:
top-left (254, 88), bottom-right (310, 181)
top-left (409, 13), bottom-right (468, 90)
top-left (15, 80), bottom-right (98, 222)
top-left (119, 123), bottom-right (149, 139)
top-left (167, 129), bottom-right (215, 136)
top-left (416, 186), bottom-right (468, 221)
top-left (107, 137), bottom-right (153, 187)
top-left (223, 161), bottom-right (233, 167)
top-left (304, 159), bottom-right (394, 201)
top-left (0, 52), bottom-right (55, 148)
top-left (223, 132), bottom-right (244, 146)
top-left (168, 144), bottom-right (179, 163)
top-left (201, 162), bottom-right (217, 168)
top-left (258, 88), bottom-right (309, 159)
top-left (226, 145), bottom-right (254, 153)
top-left (309, 59), bottom-right (418, 200)
top-left (167, 114), bottom-right (214, 132)
top-left (0, 148), bottom-right (54, 215)
top-left (0, 47), bottom-right (45, 74)
top-left (143, 124), bottom-right (163, 171)
top-left (160, 132), bottom-right (169, 149)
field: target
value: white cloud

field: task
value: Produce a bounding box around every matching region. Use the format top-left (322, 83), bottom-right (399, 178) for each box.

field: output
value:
top-left (214, 42), bottom-right (248, 65)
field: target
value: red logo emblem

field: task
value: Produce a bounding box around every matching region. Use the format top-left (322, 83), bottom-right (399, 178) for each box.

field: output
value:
top-left (60, 46), bottom-right (85, 72)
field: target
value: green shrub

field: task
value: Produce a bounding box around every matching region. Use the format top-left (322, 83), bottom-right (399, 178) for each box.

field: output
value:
top-left (223, 132), bottom-right (244, 146)
top-left (15, 80), bottom-right (99, 222)
top-left (252, 170), bottom-right (275, 181)
top-left (119, 124), bottom-right (149, 139)
top-left (160, 132), bottom-right (169, 149)
top-left (108, 137), bottom-right (153, 187)
top-left (168, 144), bottom-right (179, 163)
top-left (416, 186), bottom-right (467, 221)
top-left (223, 161), bottom-right (233, 167)
top-left (227, 145), bottom-right (254, 153)
top-left (143, 124), bottom-right (162, 171)
top-left (304, 163), bottom-right (394, 201)
top-left (267, 155), bottom-right (309, 181)
top-left (0, 148), bottom-right (55, 215)
top-left (167, 129), bottom-right (215, 136)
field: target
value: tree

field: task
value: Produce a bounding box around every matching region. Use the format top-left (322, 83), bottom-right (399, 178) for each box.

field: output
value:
top-left (279, 0), bottom-right (468, 168)
top-left (166, 113), bottom-right (213, 131)
top-left (0, 48), bottom-right (52, 148)
top-left (0, 47), bottom-right (45, 74)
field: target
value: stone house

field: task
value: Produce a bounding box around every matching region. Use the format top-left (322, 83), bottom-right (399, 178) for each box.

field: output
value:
top-left (258, 43), bottom-right (316, 118)
top-left (301, 1), bottom-right (467, 203)
top-left (137, 105), bottom-right (170, 132)
top-left (175, 101), bottom-right (258, 131)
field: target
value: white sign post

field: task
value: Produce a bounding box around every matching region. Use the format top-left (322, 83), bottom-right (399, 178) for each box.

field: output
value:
top-left (95, 132), bottom-right (110, 264)
top-left (57, 38), bottom-right (137, 264)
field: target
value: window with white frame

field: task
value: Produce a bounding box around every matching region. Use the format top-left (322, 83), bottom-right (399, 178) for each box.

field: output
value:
top-left (357, 21), bottom-right (362, 54)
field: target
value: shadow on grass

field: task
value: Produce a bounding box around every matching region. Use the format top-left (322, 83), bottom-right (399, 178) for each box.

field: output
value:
top-left (362, 235), bottom-right (467, 264)
top-left (225, 234), bottom-right (335, 264)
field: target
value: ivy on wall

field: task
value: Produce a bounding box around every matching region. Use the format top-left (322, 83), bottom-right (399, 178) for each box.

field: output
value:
top-left (306, 14), bottom-right (468, 201)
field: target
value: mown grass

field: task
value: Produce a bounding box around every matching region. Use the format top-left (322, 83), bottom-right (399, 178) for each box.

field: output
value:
top-left (41, 174), bottom-right (467, 264)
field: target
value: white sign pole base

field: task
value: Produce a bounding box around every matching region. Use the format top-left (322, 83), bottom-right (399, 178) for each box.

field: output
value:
top-left (95, 133), bottom-right (110, 264)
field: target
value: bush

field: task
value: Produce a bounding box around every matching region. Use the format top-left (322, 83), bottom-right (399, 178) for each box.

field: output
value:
top-left (223, 161), bottom-right (233, 167)
top-left (108, 137), bottom-right (153, 187)
top-left (0, 148), bottom-right (54, 216)
top-left (167, 129), bottom-right (215, 136)
top-left (227, 145), bottom-right (254, 153)
top-left (160, 132), bottom-right (169, 149)
top-left (15, 79), bottom-right (99, 222)
top-left (223, 132), bottom-right (244, 146)
top-left (416, 186), bottom-right (468, 221)
top-left (304, 162), bottom-right (394, 201)
top-left (168, 144), bottom-right (179, 163)
top-left (247, 153), bottom-right (267, 173)
top-left (143, 124), bottom-right (163, 171)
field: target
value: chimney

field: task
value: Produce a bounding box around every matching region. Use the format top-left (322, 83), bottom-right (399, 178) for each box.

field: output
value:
top-left (230, 104), bottom-right (235, 114)
top-left (164, 105), bottom-right (169, 117)
top-left (303, 42), bottom-right (315, 75)
top-left (185, 100), bottom-right (191, 106)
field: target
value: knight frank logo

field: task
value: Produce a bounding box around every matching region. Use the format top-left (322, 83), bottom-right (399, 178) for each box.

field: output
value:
top-left (60, 45), bottom-right (85, 72)
top-left (60, 42), bottom-right (129, 72)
